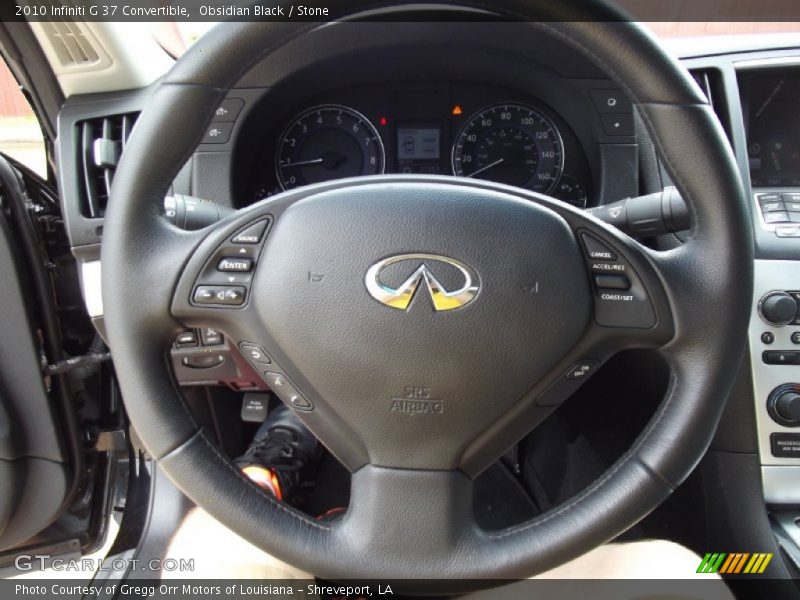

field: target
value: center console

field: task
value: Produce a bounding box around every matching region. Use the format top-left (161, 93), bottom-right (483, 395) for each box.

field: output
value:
top-left (738, 62), bottom-right (800, 506)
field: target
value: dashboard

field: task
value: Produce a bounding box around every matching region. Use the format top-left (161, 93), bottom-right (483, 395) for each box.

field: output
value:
top-left (243, 81), bottom-right (593, 209)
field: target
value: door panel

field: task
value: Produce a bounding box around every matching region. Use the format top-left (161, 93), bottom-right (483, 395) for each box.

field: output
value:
top-left (0, 209), bottom-right (69, 550)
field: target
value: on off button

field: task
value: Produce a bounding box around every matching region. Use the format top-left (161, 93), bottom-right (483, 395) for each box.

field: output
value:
top-left (565, 360), bottom-right (599, 380)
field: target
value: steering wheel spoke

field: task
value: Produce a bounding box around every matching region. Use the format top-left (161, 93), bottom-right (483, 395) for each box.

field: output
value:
top-left (542, 196), bottom-right (677, 345)
top-left (334, 466), bottom-right (482, 575)
top-left (170, 203), bottom-right (309, 403)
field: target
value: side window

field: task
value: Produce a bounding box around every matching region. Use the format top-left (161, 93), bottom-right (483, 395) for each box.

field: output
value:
top-left (0, 57), bottom-right (47, 178)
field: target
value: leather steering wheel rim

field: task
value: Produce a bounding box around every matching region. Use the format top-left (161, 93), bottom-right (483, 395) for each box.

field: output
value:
top-left (102, 0), bottom-right (753, 588)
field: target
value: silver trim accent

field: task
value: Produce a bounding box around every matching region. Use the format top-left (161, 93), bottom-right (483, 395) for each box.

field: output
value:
top-left (749, 260), bottom-right (800, 470)
top-left (772, 510), bottom-right (800, 548)
top-left (762, 466), bottom-right (800, 504)
top-left (80, 260), bottom-right (103, 318)
top-left (735, 55), bottom-right (800, 70)
top-left (365, 254), bottom-right (479, 311)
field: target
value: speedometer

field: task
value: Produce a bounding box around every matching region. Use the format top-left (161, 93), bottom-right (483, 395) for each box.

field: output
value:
top-left (452, 103), bottom-right (564, 193)
top-left (276, 104), bottom-right (385, 190)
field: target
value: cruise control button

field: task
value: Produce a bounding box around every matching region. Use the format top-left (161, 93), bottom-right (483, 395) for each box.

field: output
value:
top-left (594, 274), bottom-right (631, 290)
top-left (591, 262), bottom-right (627, 273)
top-left (194, 285), bottom-right (246, 305)
top-left (594, 290), bottom-right (656, 329)
top-left (581, 233), bottom-right (618, 261)
top-left (232, 220), bottom-right (269, 244)
top-left (565, 360), bottom-right (599, 380)
top-left (239, 343), bottom-right (271, 364)
top-left (218, 257), bottom-right (254, 272)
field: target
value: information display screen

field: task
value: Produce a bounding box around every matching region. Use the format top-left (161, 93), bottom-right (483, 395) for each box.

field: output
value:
top-left (740, 69), bottom-right (800, 187)
top-left (397, 127), bottom-right (441, 161)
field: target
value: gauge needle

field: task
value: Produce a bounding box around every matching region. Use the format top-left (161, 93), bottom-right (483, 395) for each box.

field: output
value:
top-left (467, 157), bottom-right (504, 178)
top-left (283, 151), bottom-right (347, 170)
top-left (282, 158), bottom-right (324, 168)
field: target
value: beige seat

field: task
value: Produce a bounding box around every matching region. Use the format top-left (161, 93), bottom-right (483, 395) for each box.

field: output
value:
top-left (164, 508), bottom-right (734, 599)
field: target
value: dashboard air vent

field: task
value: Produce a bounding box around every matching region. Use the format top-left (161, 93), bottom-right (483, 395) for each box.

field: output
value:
top-left (40, 22), bottom-right (100, 67)
top-left (78, 113), bottom-right (139, 218)
top-left (690, 68), bottom-right (732, 143)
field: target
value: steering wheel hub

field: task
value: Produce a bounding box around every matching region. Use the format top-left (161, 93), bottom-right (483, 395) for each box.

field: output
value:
top-left (254, 183), bottom-right (591, 469)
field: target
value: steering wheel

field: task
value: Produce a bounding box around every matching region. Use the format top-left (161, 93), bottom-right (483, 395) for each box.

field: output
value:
top-left (102, 0), bottom-right (752, 588)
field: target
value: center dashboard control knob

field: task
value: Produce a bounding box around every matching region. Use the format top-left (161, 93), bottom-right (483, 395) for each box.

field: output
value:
top-left (768, 384), bottom-right (800, 427)
top-left (759, 291), bottom-right (798, 326)
top-left (776, 392), bottom-right (800, 423)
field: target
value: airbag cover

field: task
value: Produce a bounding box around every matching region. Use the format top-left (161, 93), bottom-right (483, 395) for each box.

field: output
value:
top-left (255, 182), bottom-right (590, 468)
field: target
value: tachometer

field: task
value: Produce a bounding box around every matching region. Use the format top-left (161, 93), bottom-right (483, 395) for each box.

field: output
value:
top-left (276, 104), bottom-right (385, 190)
top-left (452, 103), bottom-right (564, 193)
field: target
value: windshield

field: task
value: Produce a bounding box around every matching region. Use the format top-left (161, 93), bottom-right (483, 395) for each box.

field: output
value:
top-left (155, 21), bottom-right (800, 58)
top-left (150, 22), bottom-right (217, 58)
top-left (648, 22), bottom-right (800, 37)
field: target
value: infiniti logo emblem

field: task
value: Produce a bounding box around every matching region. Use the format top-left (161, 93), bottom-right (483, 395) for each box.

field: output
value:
top-left (365, 254), bottom-right (479, 311)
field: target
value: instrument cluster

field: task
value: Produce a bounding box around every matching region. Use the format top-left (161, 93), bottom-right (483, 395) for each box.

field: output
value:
top-left (245, 81), bottom-right (594, 209)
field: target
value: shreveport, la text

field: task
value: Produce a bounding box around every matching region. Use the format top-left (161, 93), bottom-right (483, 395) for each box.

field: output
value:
top-left (16, 584), bottom-right (394, 597)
